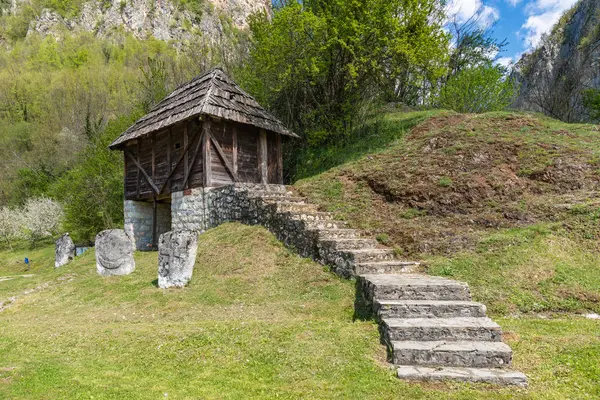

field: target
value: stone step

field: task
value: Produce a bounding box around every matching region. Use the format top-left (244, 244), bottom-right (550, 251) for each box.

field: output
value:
top-left (396, 366), bottom-right (527, 387)
top-left (287, 211), bottom-right (333, 222)
top-left (262, 196), bottom-right (307, 204)
top-left (382, 317), bottom-right (503, 343)
top-left (314, 229), bottom-right (361, 240)
top-left (274, 202), bottom-right (319, 213)
top-left (246, 191), bottom-right (294, 199)
top-left (375, 300), bottom-right (487, 319)
top-left (354, 261), bottom-right (420, 275)
top-left (302, 220), bottom-right (349, 230)
top-left (342, 249), bottom-right (396, 263)
top-left (391, 340), bottom-right (512, 368)
top-left (360, 274), bottom-right (471, 302)
top-left (319, 238), bottom-right (379, 251)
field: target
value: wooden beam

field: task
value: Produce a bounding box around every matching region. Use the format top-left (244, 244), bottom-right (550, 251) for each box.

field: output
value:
top-left (158, 125), bottom-right (201, 194)
top-left (151, 132), bottom-right (156, 182)
top-left (232, 124), bottom-right (238, 176)
top-left (276, 134), bottom-right (283, 184)
top-left (183, 123), bottom-right (189, 188)
top-left (125, 149), bottom-right (160, 195)
top-left (136, 141), bottom-right (141, 197)
top-left (259, 129), bottom-right (268, 184)
top-left (210, 133), bottom-right (238, 182)
top-left (203, 120), bottom-right (212, 187)
top-left (166, 128), bottom-right (172, 192)
top-left (183, 130), bottom-right (204, 189)
top-left (152, 196), bottom-right (158, 249)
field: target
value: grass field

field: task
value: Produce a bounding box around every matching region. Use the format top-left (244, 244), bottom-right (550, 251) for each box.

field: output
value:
top-left (0, 224), bottom-right (599, 399)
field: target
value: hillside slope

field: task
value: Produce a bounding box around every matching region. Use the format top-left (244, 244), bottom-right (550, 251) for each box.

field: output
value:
top-left (1, 223), bottom-right (599, 398)
top-left (295, 111), bottom-right (600, 315)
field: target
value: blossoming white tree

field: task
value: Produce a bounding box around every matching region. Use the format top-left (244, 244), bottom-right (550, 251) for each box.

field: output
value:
top-left (0, 207), bottom-right (24, 249)
top-left (22, 198), bottom-right (64, 246)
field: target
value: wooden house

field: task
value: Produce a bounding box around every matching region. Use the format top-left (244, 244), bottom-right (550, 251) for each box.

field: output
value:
top-left (110, 67), bottom-right (298, 249)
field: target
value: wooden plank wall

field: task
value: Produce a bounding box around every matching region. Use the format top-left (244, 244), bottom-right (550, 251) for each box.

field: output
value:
top-left (237, 124), bottom-right (261, 183)
top-left (124, 118), bottom-right (282, 201)
top-left (210, 121), bottom-right (235, 186)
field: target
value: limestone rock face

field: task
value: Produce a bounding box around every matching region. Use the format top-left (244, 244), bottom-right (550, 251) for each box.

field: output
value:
top-left (512, 0), bottom-right (600, 122)
top-left (95, 229), bottom-right (136, 276)
top-left (158, 230), bottom-right (198, 289)
top-left (55, 233), bottom-right (76, 268)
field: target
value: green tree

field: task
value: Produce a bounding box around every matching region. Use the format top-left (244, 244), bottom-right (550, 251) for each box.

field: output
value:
top-left (52, 114), bottom-right (139, 242)
top-left (439, 63), bottom-right (515, 113)
top-left (240, 0), bottom-right (449, 144)
top-left (582, 89), bottom-right (600, 121)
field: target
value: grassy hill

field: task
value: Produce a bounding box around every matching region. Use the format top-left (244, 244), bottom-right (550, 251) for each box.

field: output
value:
top-left (0, 111), bottom-right (599, 398)
top-left (296, 111), bottom-right (600, 315)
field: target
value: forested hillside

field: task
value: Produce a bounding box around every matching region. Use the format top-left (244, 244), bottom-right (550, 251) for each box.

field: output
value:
top-left (0, 0), bottom-right (523, 244)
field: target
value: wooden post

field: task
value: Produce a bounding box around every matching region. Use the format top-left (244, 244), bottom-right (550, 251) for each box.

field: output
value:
top-left (259, 129), bottom-right (268, 184)
top-left (203, 120), bottom-right (212, 187)
top-left (136, 141), bottom-right (141, 197)
top-left (183, 123), bottom-right (189, 188)
top-left (151, 132), bottom-right (156, 183)
top-left (232, 124), bottom-right (238, 178)
top-left (152, 196), bottom-right (158, 250)
top-left (167, 128), bottom-right (172, 172)
top-left (276, 134), bottom-right (283, 184)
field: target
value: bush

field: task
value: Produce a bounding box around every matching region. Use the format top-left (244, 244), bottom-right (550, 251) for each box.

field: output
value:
top-left (439, 63), bottom-right (515, 113)
top-left (582, 89), bottom-right (600, 121)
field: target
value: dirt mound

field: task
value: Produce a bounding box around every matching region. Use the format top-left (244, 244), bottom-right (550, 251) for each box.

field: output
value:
top-left (298, 113), bottom-right (600, 256)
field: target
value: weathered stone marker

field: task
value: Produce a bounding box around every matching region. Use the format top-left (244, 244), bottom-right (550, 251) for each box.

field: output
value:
top-left (158, 230), bottom-right (198, 289)
top-left (55, 233), bottom-right (76, 268)
top-left (95, 229), bottom-right (135, 276)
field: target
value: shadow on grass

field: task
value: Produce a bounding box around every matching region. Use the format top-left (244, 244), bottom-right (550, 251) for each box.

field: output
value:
top-left (353, 278), bottom-right (374, 322)
top-left (293, 112), bottom-right (437, 181)
top-left (151, 278), bottom-right (159, 288)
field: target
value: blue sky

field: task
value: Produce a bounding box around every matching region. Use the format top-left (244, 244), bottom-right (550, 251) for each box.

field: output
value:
top-left (447, 0), bottom-right (579, 66)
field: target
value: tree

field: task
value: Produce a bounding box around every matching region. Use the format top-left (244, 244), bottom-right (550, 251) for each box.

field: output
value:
top-left (582, 88), bottom-right (600, 121)
top-left (52, 114), bottom-right (137, 242)
top-left (0, 207), bottom-right (23, 249)
top-left (446, 4), bottom-right (508, 79)
top-left (239, 0), bottom-right (450, 144)
top-left (439, 63), bottom-right (515, 113)
top-left (22, 197), bottom-right (63, 246)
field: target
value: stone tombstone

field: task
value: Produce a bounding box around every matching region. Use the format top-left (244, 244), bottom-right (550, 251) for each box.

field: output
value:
top-left (158, 230), bottom-right (198, 289)
top-left (55, 233), bottom-right (76, 268)
top-left (95, 229), bottom-right (135, 276)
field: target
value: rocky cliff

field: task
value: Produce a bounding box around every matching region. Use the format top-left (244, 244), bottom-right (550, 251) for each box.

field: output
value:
top-left (512, 0), bottom-right (600, 122)
top-left (7, 0), bottom-right (269, 46)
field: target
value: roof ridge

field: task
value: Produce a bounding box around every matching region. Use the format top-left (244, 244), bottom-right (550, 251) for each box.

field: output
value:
top-left (199, 68), bottom-right (219, 115)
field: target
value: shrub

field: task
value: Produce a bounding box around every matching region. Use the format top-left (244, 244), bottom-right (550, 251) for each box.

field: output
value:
top-left (439, 63), bottom-right (515, 113)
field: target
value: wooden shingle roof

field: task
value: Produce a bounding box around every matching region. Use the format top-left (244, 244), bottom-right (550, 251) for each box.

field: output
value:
top-left (109, 67), bottom-right (298, 149)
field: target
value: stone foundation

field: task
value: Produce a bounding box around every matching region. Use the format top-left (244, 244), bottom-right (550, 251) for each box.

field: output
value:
top-left (170, 184), bottom-right (287, 233)
top-left (124, 200), bottom-right (172, 251)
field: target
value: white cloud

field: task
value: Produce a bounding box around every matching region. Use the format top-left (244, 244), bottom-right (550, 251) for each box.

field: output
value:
top-left (520, 0), bottom-right (579, 48)
top-left (446, 0), bottom-right (500, 27)
top-left (506, 0), bottom-right (522, 6)
top-left (497, 56), bottom-right (514, 67)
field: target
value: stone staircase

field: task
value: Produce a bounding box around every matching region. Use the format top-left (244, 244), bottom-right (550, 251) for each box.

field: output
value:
top-left (238, 185), bottom-right (527, 387)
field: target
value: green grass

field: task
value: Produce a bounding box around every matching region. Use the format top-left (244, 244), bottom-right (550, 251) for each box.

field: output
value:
top-left (0, 223), bottom-right (599, 398)
top-left (294, 110), bottom-right (447, 180)
top-left (295, 110), bottom-right (600, 315)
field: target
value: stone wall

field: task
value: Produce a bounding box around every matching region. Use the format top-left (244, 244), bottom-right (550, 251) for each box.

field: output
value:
top-left (124, 200), bottom-right (172, 251)
top-left (171, 184), bottom-right (287, 233)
